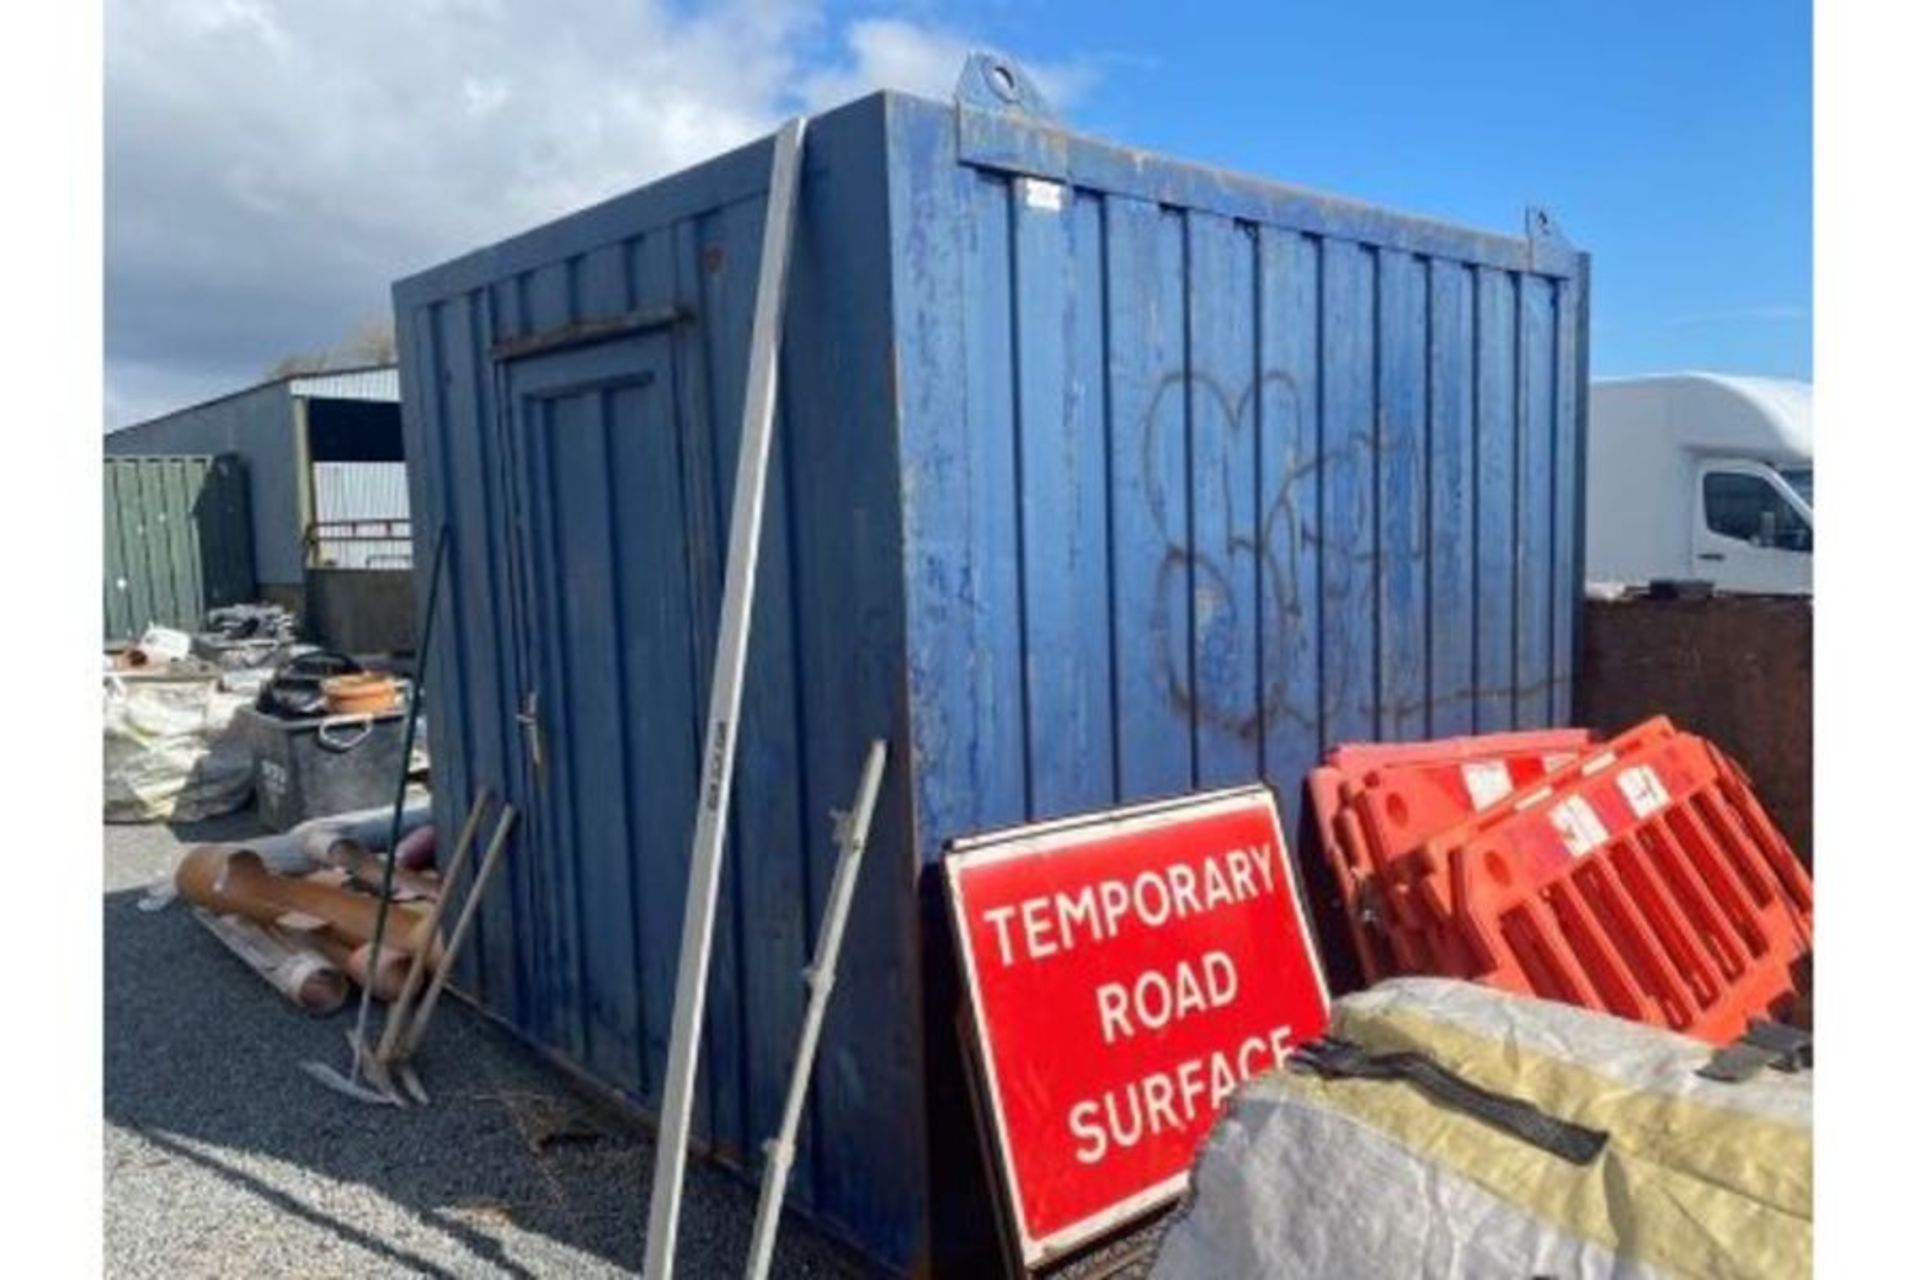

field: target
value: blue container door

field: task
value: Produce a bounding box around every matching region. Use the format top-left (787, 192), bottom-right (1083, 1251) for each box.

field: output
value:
top-left (500, 330), bottom-right (713, 1113)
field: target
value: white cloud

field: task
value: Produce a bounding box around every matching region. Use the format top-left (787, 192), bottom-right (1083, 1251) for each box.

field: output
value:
top-left (796, 18), bottom-right (1095, 113)
top-left (105, 1), bottom-right (1098, 426)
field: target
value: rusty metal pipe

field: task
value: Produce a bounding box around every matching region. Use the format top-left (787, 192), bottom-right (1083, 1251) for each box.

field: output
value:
top-left (191, 908), bottom-right (348, 1015)
top-left (175, 846), bottom-right (443, 966)
top-left (303, 832), bottom-right (443, 902)
top-left (301, 931), bottom-right (414, 1002)
top-left (202, 797), bottom-right (435, 876)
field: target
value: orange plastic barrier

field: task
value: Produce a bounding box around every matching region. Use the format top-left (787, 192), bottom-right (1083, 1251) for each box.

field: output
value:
top-left (1411, 718), bottom-right (1811, 1044)
top-left (1309, 729), bottom-right (1595, 983)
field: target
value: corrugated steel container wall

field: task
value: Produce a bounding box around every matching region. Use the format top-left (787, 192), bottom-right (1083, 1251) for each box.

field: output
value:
top-left (885, 93), bottom-right (1587, 869)
top-left (103, 454), bottom-right (255, 639)
top-left (395, 94), bottom-right (921, 1267)
top-left (395, 85), bottom-right (1586, 1275)
top-left (888, 92), bottom-right (1584, 1263)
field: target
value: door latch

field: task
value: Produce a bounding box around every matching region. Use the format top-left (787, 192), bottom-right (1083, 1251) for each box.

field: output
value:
top-left (517, 690), bottom-right (546, 780)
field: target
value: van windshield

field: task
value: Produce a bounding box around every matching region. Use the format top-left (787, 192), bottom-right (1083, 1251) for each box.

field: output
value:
top-left (1776, 466), bottom-right (1813, 508)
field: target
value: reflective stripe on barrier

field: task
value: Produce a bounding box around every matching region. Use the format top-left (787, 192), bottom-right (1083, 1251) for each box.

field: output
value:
top-left (1308, 729), bottom-right (1596, 984)
top-left (1418, 720), bottom-right (1811, 1044)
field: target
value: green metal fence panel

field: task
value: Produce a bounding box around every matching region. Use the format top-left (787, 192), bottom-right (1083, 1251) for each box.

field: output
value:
top-left (103, 454), bottom-right (255, 640)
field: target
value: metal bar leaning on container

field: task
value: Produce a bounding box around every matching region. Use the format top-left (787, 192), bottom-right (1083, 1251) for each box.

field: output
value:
top-left (300, 522), bottom-right (448, 1107)
top-left (642, 114), bottom-right (808, 1280)
top-left (369, 787), bottom-right (494, 1076)
top-left (744, 740), bottom-right (888, 1280)
top-left (392, 803), bottom-right (518, 1103)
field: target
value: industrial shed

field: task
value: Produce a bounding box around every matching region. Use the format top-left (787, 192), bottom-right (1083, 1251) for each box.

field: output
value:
top-left (104, 365), bottom-right (415, 646)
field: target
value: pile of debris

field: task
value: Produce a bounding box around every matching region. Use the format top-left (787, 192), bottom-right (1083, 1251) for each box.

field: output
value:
top-left (104, 602), bottom-right (422, 828)
top-left (205, 602), bottom-right (299, 643)
top-left (174, 826), bottom-right (443, 1016)
top-left (168, 792), bottom-right (515, 1106)
top-left (103, 631), bottom-right (256, 824)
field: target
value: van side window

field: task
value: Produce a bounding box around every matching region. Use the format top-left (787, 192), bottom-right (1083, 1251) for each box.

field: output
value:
top-left (1703, 472), bottom-right (1813, 552)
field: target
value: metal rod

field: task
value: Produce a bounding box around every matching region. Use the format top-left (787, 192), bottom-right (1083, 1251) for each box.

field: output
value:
top-left (743, 740), bottom-right (888, 1280)
top-left (642, 115), bottom-right (808, 1280)
top-left (342, 523), bottom-right (448, 1089)
top-left (372, 787), bottom-right (492, 1067)
top-left (397, 803), bottom-right (517, 1060)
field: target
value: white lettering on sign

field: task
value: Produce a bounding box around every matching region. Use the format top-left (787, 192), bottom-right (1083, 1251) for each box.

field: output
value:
top-left (1095, 952), bottom-right (1239, 1044)
top-left (980, 844), bottom-right (1279, 967)
top-left (1550, 795), bottom-right (1609, 857)
top-left (1066, 1024), bottom-right (1296, 1165)
top-left (1617, 764), bottom-right (1671, 819)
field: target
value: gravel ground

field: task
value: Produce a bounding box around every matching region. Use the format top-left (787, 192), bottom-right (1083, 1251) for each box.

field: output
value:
top-left (103, 814), bottom-right (868, 1279)
top-left (104, 813), bottom-right (1165, 1279)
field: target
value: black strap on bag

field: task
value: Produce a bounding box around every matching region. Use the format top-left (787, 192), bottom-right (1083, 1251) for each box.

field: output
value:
top-left (256, 650), bottom-right (364, 720)
top-left (1289, 1036), bottom-right (1610, 1166)
top-left (1697, 1020), bottom-right (1813, 1084)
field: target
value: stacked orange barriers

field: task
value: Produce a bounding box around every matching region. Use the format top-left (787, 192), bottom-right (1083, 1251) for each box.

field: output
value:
top-left (1308, 716), bottom-right (1812, 1044)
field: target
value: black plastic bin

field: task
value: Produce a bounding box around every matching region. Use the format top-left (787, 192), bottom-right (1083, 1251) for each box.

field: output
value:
top-left (234, 701), bottom-right (409, 830)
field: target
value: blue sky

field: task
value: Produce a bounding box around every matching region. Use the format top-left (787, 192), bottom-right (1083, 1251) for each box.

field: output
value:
top-left (107, 1), bottom-right (1809, 424)
top-left (836, 0), bottom-right (1811, 379)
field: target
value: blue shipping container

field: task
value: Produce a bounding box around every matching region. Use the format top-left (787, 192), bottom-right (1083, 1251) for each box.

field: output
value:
top-left (395, 59), bottom-right (1588, 1275)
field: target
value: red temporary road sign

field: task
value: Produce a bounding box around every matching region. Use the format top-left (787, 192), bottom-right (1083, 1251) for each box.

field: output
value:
top-left (945, 785), bottom-right (1331, 1267)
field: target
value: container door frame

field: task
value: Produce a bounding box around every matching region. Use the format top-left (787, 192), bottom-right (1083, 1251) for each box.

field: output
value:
top-left (493, 326), bottom-right (687, 1069)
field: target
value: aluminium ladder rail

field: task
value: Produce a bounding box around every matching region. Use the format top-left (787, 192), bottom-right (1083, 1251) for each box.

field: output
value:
top-left (744, 739), bottom-right (889, 1280)
top-left (642, 115), bottom-right (809, 1280)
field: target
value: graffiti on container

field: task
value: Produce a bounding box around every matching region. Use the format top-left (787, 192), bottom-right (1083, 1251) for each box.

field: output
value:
top-left (1135, 366), bottom-right (1562, 742)
top-left (1136, 367), bottom-right (1343, 741)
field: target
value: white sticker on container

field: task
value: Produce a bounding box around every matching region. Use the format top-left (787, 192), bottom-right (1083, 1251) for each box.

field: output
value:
top-left (1021, 178), bottom-right (1065, 212)
top-left (1617, 764), bottom-right (1671, 819)
top-left (1549, 795), bottom-right (1609, 857)
top-left (1462, 761), bottom-right (1514, 811)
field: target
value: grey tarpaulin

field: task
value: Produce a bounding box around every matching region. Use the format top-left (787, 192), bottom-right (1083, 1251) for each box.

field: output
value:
top-left (1152, 979), bottom-right (1810, 1279)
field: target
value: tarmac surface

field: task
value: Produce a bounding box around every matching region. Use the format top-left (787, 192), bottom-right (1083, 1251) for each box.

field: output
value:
top-left (103, 810), bottom-right (1162, 1278)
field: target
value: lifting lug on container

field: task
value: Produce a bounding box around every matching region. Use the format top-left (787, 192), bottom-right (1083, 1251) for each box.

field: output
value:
top-left (1525, 205), bottom-right (1576, 274)
top-left (954, 51), bottom-right (1058, 124)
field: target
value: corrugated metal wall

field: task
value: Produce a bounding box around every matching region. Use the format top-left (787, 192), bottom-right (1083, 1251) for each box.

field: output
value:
top-left (288, 365), bottom-right (400, 402)
top-left (889, 93), bottom-right (1586, 859)
top-left (104, 381), bottom-right (304, 586)
top-left (103, 455), bottom-right (254, 639)
top-left (311, 461), bottom-right (412, 568)
top-left (395, 95), bottom-right (921, 1269)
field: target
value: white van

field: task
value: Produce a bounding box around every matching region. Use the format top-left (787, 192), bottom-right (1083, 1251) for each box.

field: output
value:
top-left (1586, 373), bottom-right (1812, 595)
